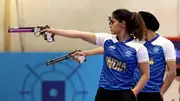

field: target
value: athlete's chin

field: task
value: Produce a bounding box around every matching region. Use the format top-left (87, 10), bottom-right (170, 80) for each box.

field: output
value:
top-left (110, 31), bottom-right (115, 35)
top-left (111, 32), bottom-right (117, 35)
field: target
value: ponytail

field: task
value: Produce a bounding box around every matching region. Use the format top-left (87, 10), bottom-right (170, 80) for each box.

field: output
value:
top-left (126, 12), bottom-right (147, 41)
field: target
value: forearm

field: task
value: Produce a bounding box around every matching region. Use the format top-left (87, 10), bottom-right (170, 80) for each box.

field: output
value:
top-left (161, 61), bottom-right (177, 95)
top-left (48, 29), bottom-right (96, 44)
top-left (50, 29), bottom-right (85, 38)
top-left (133, 74), bottom-right (149, 95)
top-left (83, 47), bottom-right (104, 56)
top-left (160, 70), bottom-right (176, 94)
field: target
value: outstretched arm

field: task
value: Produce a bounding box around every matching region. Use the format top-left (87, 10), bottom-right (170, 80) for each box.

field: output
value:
top-left (42, 29), bottom-right (97, 44)
top-left (70, 47), bottom-right (104, 62)
top-left (81, 47), bottom-right (104, 56)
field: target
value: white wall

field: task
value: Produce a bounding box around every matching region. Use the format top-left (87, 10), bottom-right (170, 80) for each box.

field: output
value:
top-left (2, 0), bottom-right (180, 52)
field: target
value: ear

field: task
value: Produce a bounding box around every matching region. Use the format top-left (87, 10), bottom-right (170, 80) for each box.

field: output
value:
top-left (120, 21), bottom-right (126, 28)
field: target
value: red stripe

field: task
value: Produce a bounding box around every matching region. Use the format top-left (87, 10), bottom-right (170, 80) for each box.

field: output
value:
top-left (165, 37), bottom-right (180, 41)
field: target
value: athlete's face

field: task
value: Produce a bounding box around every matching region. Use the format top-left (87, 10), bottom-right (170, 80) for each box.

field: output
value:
top-left (108, 16), bottom-right (125, 35)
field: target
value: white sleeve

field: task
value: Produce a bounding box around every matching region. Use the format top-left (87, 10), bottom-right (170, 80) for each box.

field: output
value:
top-left (163, 40), bottom-right (176, 61)
top-left (137, 45), bottom-right (149, 63)
top-left (95, 33), bottom-right (112, 46)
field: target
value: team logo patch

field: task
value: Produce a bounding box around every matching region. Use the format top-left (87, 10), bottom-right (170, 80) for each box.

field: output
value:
top-left (153, 47), bottom-right (159, 53)
top-left (109, 45), bottom-right (116, 50)
top-left (125, 51), bottom-right (132, 57)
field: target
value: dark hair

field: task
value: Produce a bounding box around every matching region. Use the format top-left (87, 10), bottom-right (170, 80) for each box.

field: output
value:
top-left (112, 9), bottom-right (147, 40)
top-left (139, 11), bottom-right (159, 31)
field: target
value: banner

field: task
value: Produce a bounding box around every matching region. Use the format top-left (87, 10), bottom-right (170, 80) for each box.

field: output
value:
top-left (0, 53), bottom-right (103, 101)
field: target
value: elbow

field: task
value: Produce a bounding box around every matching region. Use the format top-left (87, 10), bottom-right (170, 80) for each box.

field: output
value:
top-left (173, 71), bottom-right (177, 77)
top-left (97, 50), bottom-right (104, 54)
top-left (76, 32), bottom-right (85, 39)
top-left (146, 73), bottom-right (150, 81)
top-left (168, 70), bottom-right (177, 78)
top-left (142, 72), bottom-right (150, 82)
top-left (80, 35), bottom-right (87, 40)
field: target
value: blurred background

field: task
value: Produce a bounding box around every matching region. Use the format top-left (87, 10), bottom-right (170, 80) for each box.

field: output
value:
top-left (1, 0), bottom-right (180, 101)
top-left (0, 0), bottom-right (180, 52)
